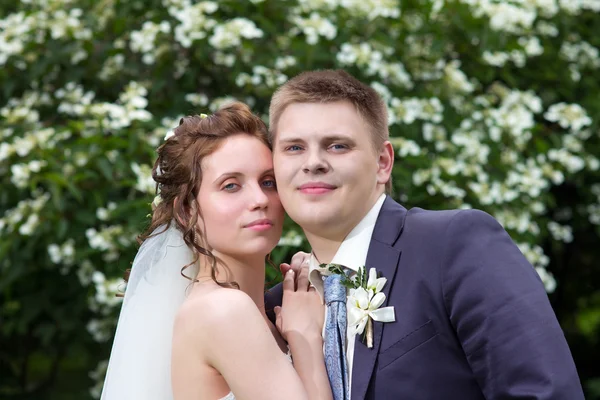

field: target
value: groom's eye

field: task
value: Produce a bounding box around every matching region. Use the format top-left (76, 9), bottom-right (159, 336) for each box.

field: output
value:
top-left (286, 145), bottom-right (303, 152)
top-left (329, 143), bottom-right (348, 150)
top-left (262, 179), bottom-right (277, 189)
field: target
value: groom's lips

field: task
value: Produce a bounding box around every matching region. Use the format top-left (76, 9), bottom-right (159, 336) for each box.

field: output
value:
top-left (298, 182), bottom-right (336, 195)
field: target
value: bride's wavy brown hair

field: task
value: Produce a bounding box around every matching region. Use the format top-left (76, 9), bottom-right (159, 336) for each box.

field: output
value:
top-left (138, 101), bottom-right (270, 289)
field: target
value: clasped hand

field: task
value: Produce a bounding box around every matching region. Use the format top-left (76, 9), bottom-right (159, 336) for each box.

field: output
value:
top-left (274, 252), bottom-right (325, 342)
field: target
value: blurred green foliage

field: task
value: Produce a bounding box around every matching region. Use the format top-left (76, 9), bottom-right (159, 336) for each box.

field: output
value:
top-left (1, 0), bottom-right (599, 398)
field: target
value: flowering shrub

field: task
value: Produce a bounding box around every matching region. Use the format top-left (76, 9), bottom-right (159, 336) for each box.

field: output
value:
top-left (1, 0), bottom-right (599, 397)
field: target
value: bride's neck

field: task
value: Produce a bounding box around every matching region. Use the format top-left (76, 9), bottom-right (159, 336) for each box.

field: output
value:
top-left (196, 252), bottom-right (266, 313)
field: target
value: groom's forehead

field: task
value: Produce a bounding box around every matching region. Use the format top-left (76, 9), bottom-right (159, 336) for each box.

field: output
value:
top-left (272, 100), bottom-right (365, 132)
top-left (274, 109), bottom-right (368, 141)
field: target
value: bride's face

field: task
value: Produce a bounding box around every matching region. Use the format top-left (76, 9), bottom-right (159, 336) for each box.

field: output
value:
top-left (196, 134), bottom-right (284, 259)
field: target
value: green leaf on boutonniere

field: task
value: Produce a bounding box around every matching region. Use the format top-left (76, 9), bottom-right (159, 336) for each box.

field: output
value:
top-left (359, 266), bottom-right (368, 289)
top-left (324, 263), bottom-right (346, 276)
top-left (320, 263), bottom-right (358, 289)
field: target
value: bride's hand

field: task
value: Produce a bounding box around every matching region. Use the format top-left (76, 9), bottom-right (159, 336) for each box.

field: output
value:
top-left (274, 264), bottom-right (324, 343)
top-left (279, 251), bottom-right (310, 276)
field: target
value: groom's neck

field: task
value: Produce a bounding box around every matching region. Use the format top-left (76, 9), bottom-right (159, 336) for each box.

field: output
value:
top-left (304, 230), bottom-right (348, 264)
top-left (302, 191), bottom-right (383, 263)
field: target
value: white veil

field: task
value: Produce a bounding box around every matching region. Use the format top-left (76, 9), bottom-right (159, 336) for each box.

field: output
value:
top-left (101, 223), bottom-right (197, 399)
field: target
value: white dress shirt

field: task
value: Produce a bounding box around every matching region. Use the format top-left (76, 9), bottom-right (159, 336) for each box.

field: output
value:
top-left (308, 193), bottom-right (386, 394)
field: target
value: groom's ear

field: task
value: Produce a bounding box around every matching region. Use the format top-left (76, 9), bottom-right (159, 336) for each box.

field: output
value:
top-left (376, 140), bottom-right (394, 186)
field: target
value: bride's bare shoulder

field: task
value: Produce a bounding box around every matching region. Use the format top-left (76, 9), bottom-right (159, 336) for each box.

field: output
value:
top-left (174, 285), bottom-right (258, 338)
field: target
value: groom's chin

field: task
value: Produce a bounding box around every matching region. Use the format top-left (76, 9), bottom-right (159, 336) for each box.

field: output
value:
top-left (288, 207), bottom-right (340, 232)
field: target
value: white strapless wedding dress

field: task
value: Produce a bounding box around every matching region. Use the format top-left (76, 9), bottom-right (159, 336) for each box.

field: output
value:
top-left (218, 350), bottom-right (292, 400)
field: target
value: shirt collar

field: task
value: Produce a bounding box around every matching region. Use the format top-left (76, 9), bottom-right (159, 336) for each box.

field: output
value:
top-left (308, 194), bottom-right (386, 301)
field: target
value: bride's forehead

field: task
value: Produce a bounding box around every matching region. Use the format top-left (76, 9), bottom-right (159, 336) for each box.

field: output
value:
top-left (202, 136), bottom-right (273, 175)
top-left (216, 134), bottom-right (270, 153)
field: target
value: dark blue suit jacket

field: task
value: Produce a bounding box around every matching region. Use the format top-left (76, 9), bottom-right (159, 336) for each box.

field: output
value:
top-left (266, 196), bottom-right (583, 399)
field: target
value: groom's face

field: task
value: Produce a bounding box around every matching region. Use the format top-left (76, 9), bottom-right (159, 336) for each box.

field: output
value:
top-left (273, 100), bottom-right (384, 240)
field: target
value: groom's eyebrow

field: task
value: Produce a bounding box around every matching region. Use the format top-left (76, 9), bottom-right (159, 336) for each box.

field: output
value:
top-left (323, 134), bottom-right (354, 143)
top-left (277, 133), bottom-right (353, 144)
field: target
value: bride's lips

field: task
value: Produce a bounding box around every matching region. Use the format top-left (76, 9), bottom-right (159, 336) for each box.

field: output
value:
top-left (298, 182), bottom-right (336, 195)
top-left (244, 219), bottom-right (274, 231)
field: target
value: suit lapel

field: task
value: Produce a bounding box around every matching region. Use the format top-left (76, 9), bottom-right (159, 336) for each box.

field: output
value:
top-left (350, 197), bottom-right (407, 400)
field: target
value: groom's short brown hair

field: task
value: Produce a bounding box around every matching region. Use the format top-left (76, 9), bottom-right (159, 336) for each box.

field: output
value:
top-left (269, 70), bottom-right (389, 146)
top-left (269, 69), bottom-right (391, 193)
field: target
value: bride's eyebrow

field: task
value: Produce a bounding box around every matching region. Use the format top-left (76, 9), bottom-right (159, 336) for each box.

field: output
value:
top-left (213, 172), bottom-right (242, 184)
top-left (214, 168), bottom-right (274, 183)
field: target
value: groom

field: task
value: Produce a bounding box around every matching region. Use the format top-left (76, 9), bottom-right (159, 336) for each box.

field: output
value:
top-left (265, 70), bottom-right (584, 399)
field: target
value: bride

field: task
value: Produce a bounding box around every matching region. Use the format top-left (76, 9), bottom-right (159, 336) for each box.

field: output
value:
top-left (101, 102), bottom-right (332, 399)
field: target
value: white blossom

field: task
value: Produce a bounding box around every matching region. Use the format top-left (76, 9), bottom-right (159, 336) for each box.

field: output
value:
top-left (291, 12), bottom-right (337, 45)
top-left (444, 60), bottom-right (475, 93)
top-left (535, 266), bottom-right (557, 293)
top-left (131, 163), bottom-right (155, 194)
top-left (184, 93), bottom-right (209, 106)
top-left (547, 221), bottom-right (574, 243)
top-left (169, 1), bottom-right (218, 48)
top-left (209, 18), bottom-right (264, 49)
top-left (559, 0), bottom-right (600, 15)
top-left (544, 103), bottom-right (592, 132)
top-left (236, 66), bottom-right (288, 89)
top-left (278, 230), bottom-right (304, 247)
top-left (18, 214), bottom-right (39, 236)
top-left (337, 42), bottom-right (413, 88)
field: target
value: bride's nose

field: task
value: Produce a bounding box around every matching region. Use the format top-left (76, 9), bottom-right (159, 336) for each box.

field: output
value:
top-left (248, 183), bottom-right (269, 210)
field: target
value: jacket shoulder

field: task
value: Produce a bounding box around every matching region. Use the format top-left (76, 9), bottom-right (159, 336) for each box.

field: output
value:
top-left (402, 207), bottom-right (501, 241)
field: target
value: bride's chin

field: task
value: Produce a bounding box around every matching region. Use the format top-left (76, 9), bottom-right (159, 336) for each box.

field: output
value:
top-left (214, 245), bottom-right (277, 263)
top-left (245, 237), bottom-right (280, 256)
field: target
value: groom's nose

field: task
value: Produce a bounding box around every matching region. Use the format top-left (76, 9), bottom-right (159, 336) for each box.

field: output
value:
top-left (301, 148), bottom-right (330, 174)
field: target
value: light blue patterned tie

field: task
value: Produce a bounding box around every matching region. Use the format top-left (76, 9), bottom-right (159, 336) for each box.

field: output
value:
top-left (323, 273), bottom-right (350, 400)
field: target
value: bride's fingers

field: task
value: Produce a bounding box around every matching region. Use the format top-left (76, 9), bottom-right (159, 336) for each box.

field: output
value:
top-left (289, 251), bottom-right (309, 274)
top-left (283, 269), bottom-right (295, 292)
top-left (279, 263), bottom-right (291, 276)
top-left (296, 262), bottom-right (310, 291)
top-left (274, 306), bottom-right (282, 333)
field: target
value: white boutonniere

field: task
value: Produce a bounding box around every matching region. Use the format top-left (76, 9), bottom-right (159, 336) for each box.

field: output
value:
top-left (321, 264), bottom-right (396, 348)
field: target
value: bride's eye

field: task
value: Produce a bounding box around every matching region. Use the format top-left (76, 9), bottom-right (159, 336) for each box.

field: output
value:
top-left (223, 182), bottom-right (239, 192)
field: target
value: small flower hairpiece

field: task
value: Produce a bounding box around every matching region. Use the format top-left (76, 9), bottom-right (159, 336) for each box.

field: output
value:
top-left (164, 130), bottom-right (175, 141)
top-left (164, 113), bottom-right (209, 141)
